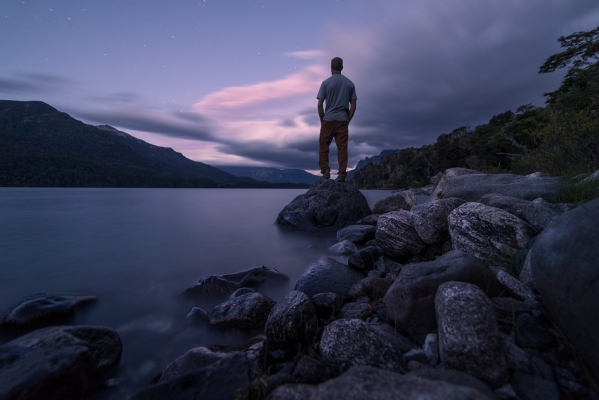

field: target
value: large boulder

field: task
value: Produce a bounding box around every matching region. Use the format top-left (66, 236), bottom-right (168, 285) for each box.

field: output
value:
top-left (478, 193), bottom-right (532, 221)
top-left (431, 168), bottom-right (481, 199)
top-left (295, 257), bottom-right (366, 297)
top-left (411, 198), bottom-right (466, 244)
top-left (182, 266), bottom-right (288, 298)
top-left (319, 320), bottom-right (415, 374)
top-left (275, 179), bottom-right (371, 230)
top-left (0, 326), bottom-right (122, 399)
top-left (521, 198), bottom-right (575, 232)
top-left (372, 190), bottom-right (418, 214)
top-left (383, 251), bottom-right (502, 339)
top-left (267, 366), bottom-right (496, 400)
top-left (208, 292), bottom-right (275, 328)
top-left (265, 291), bottom-right (318, 347)
top-left (448, 203), bottom-right (536, 266)
top-left (0, 293), bottom-right (97, 331)
top-left (436, 282), bottom-right (508, 388)
top-left (131, 348), bottom-right (250, 400)
top-left (375, 211), bottom-right (426, 258)
top-left (432, 171), bottom-right (561, 203)
top-left (530, 197), bottom-right (599, 382)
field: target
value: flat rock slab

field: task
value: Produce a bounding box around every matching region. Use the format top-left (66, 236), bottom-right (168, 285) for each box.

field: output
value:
top-left (295, 257), bottom-right (366, 297)
top-left (182, 266), bottom-right (288, 298)
top-left (383, 250), bottom-right (502, 339)
top-left (267, 366), bottom-right (496, 400)
top-left (0, 326), bottom-right (122, 400)
top-left (209, 292), bottom-right (275, 328)
top-left (448, 203), bottom-right (536, 266)
top-left (275, 179), bottom-right (371, 230)
top-left (372, 190), bottom-right (418, 214)
top-left (436, 282), bottom-right (508, 388)
top-left (0, 293), bottom-right (97, 330)
top-left (530, 197), bottom-right (599, 380)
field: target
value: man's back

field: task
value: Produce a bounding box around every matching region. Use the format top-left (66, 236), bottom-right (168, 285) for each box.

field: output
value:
top-left (317, 74), bottom-right (357, 122)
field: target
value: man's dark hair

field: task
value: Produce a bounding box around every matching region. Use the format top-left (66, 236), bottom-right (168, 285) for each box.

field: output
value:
top-left (331, 57), bottom-right (343, 71)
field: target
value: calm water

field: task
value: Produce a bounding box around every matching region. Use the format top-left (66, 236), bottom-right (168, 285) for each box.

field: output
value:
top-left (0, 187), bottom-right (394, 398)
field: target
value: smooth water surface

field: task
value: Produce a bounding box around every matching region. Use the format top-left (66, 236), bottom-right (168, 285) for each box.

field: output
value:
top-left (0, 187), bottom-right (393, 398)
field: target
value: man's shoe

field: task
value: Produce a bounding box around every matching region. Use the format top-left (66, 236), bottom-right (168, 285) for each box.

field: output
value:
top-left (322, 171), bottom-right (330, 179)
top-left (336, 176), bottom-right (345, 183)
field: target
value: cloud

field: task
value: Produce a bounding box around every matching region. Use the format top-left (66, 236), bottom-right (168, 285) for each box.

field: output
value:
top-left (0, 73), bottom-right (74, 95)
top-left (284, 50), bottom-right (326, 60)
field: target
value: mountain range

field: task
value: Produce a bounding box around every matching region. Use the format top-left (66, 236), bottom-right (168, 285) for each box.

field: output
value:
top-left (218, 166), bottom-right (319, 184)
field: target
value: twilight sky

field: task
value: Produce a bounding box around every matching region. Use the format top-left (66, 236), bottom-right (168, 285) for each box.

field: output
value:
top-left (2, 0), bottom-right (598, 173)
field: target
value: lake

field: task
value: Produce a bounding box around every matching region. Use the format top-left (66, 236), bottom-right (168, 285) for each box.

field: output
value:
top-left (0, 187), bottom-right (396, 398)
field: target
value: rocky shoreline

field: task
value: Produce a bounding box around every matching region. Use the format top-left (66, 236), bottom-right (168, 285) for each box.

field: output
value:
top-left (0, 168), bottom-right (598, 399)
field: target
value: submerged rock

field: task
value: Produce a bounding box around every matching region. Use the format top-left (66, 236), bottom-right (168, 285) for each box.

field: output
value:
top-left (295, 257), bottom-right (366, 297)
top-left (209, 292), bottom-right (275, 328)
top-left (0, 293), bottom-right (97, 330)
top-left (372, 190), bottom-right (418, 214)
top-left (182, 266), bottom-right (288, 298)
top-left (275, 179), bottom-right (371, 230)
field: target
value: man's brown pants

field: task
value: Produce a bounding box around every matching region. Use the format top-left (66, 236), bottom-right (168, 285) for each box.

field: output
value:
top-left (319, 120), bottom-right (348, 178)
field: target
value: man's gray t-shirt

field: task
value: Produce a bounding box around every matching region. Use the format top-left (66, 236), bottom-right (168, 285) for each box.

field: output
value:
top-left (317, 74), bottom-right (357, 122)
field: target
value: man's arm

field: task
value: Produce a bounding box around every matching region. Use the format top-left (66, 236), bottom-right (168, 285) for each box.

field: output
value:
top-left (348, 99), bottom-right (357, 123)
top-left (317, 98), bottom-right (325, 121)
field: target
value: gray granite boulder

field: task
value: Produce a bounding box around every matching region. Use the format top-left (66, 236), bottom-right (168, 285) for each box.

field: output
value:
top-left (347, 246), bottom-right (384, 272)
top-left (372, 190), bottom-right (419, 214)
top-left (521, 198), bottom-right (575, 232)
top-left (0, 326), bottom-right (122, 399)
top-left (131, 349), bottom-right (250, 400)
top-left (436, 282), bottom-right (508, 388)
top-left (0, 293), bottom-right (97, 330)
top-left (275, 179), bottom-right (371, 230)
top-left (375, 211), bottom-right (426, 258)
top-left (478, 193), bottom-right (531, 220)
top-left (295, 257), bottom-right (366, 297)
top-left (336, 225), bottom-right (377, 243)
top-left (448, 203), bottom-right (536, 266)
top-left (328, 239), bottom-right (357, 255)
top-left (530, 197), bottom-right (599, 381)
top-left (433, 171), bottom-right (561, 203)
top-left (267, 365), bottom-right (496, 400)
top-left (411, 198), bottom-right (466, 244)
top-left (384, 251), bottom-right (502, 339)
top-left (319, 319), bottom-right (414, 374)
top-left (493, 269), bottom-right (536, 303)
top-left (431, 168), bottom-right (481, 199)
top-left (265, 291), bottom-right (318, 347)
top-left (208, 292), bottom-right (275, 328)
top-left (182, 266), bottom-right (288, 298)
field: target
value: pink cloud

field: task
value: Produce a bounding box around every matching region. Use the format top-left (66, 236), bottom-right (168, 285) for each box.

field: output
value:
top-left (284, 50), bottom-right (326, 59)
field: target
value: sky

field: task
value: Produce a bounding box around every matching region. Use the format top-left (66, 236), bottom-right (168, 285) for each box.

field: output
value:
top-left (2, 0), bottom-right (599, 174)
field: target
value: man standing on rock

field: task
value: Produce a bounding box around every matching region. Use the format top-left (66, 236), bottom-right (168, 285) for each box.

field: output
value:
top-left (317, 57), bottom-right (357, 183)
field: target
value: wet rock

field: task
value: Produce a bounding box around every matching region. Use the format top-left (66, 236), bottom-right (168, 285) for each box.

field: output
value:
top-left (347, 246), bottom-right (384, 272)
top-left (349, 277), bottom-right (391, 300)
top-left (410, 198), bottom-right (466, 244)
top-left (0, 293), bottom-right (97, 330)
top-left (494, 270), bottom-right (536, 303)
top-left (292, 355), bottom-right (333, 385)
top-left (376, 256), bottom-right (402, 274)
top-left (404, 348), bottom-right (428, 364)
top-left (521, 198), bottom-right (574, 232)
top-left (530, 197), bottom-right (599, 380)
top-left (319, 319), bottom-right (413, 374)
top-left (295, 257), bottom-right (366, 297)
top-left (432, 171), bottom-right (561, 203)
top-left (336, 225), bottom-right (377, 243)
top-left (436, 281), bottom-right (508, 388)
top-left (0, 326), bottom-right (122, 400)
top-left (514, 313), bottom-right (554, 349)
top-left (328, 239), bottom-right (357, 255)
top-left (510, 372), bottom-right (560, 400)
top-left (230, 287), bottom-right (254, 298)
top-left (311, 292), bottom-right (343, 319)
top-left (275, 179), bottom-right (371, 230)
top-left (376, 211), bottom-right (426, 258)
top-left (384, 251), bottom-right (502, 339)
top-left (424, 333), bottom-right (439, 365)
top-left (338, 302), bottom-right (374, 320)
top-left (478, 193), bottom-right (531, 220)
top-left (265, 291), bottom-right (318, 348)
top-left (431, 168), bottom-right (481, 200)
top-left (355, 214), bottom-right (380, 226)
top-left (131, 350), bottom-right (250, 400)
top-left (182, 265), bottom-right (288, 298)
top-left (185, 307), bottom-right (209, 323)
top-left (268, 365), bottom-right (495, 400)
top-left (448, 203), bottom-right (536, 266)
top-left (209, 292), bottom-right (275, 328)
top-left (372, 190), bottom-right (419, 214)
